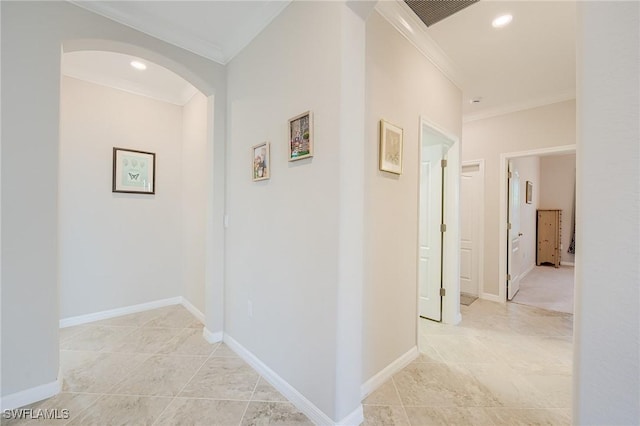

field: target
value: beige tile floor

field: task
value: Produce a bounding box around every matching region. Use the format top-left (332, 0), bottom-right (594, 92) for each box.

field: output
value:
top-left (5, 305), bottom-right (312, 426)
top-left (363, 299), bottom-right (573, 426)
top-left (6, 300), bottom-right (572, 426)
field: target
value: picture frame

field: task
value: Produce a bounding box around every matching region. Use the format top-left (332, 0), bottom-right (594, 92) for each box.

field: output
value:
top-left (112, 147), bottom-right (155, 194)
top-left (252, 142), bottom-right (270, 181)
top-left (288, 111), bottom-right (313, 161)
top-left (379, 119), bottom-right (403, 175)
top-left (526, 180), bottom-right (533, 204)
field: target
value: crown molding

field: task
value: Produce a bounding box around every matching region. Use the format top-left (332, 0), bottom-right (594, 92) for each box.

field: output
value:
top-left (374, 0), bottom-right (466, 90)
top-left (463, 90), bottom-right (576, 123)
top-left (69, 1), bottom-right (226, 64)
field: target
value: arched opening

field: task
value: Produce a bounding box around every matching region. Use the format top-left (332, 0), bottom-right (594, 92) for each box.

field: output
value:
top-left (58, 49), bottom-right (210, 324)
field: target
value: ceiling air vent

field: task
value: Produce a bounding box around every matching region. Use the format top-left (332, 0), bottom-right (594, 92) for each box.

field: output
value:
top-left (404, 0), bottom-right (479, 27)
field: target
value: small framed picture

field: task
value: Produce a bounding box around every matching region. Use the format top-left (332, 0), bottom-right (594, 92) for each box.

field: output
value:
top-left (526, 181), bottom-right (533, 204)
top-left (112, 147), bottom-right (155, 194)
top-left (252, 142), bottom-right (270, 181)
top-left (379, 120), bottom-right (403, 175)
top-left (288, 111), bottom-right (313, 161)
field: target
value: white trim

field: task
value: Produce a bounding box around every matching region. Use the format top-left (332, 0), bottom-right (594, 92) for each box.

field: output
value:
top-left (59, 297), bottom-right (182, 328)
top-left (202, 328), bottom-right (223, 344)
top-left (374, 1), bottom-right (464, 90)
top-left (224, 334), bottom-right (348, 426)
top-left (479, 293), bottom-right (502, 303)
top-left (0, 368), bottom-right (62, 410)
top-left (561, 261), bottom-right (575, 267)
top-left (498, 145), bottom-right (577, 302)
top-left (461, 159), bottom-right (485, 299)
top-left (361, 346), bottom-right (418, 400)
top-left (520, 263), bottom-right (536, 281)
top-left (464, 92), bottom-right (576, 123)
top-left (180, 297), bottom-right (205, 324)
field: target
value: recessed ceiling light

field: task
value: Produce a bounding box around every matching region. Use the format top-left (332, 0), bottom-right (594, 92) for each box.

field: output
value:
top-left (492, 14), bottom-right (513, 28)
top-left (130, 60), bottom-right (147, 70)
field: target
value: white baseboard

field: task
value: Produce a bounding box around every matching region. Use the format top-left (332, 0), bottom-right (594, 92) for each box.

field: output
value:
top-left (361, 346), bottom-right (418, 400)
top-left (336, 405), bottom-right (364, 426)
top-left (224, 334), bottom-right (351, 426)
top-left (202, 328), bottom-right (223, 344)
top-left (520, 264), bottom-right (535, 280)
top-left (180, 297), bottom-right (205, 324)
top-left (561, 261), bottom-right (575, 266)
top-left (480, 292), bottom-right (503, 303)
top-left (0, 367), bottom-right (62, 410)
top-left (59, 297), bottom-right (182, 328)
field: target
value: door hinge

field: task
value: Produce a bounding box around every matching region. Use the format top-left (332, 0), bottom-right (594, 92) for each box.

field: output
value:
top-left (507, 274), bottom-right (512, 281)
top-left (440, 288), bottom-right (446, 297)
top-left (440, 223), bottom-right (447, 233)
top-left (441, 159), bottom-right (447, 168)
top-left (508, 171), bottom-right (513, 179)
top-left (507, 223), bottom-right (512, 230)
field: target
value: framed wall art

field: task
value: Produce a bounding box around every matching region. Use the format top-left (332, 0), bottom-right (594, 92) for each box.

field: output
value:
top-left (112, 147), bottom-right (155, 194)
top-left (526, 180), bottom-right (533, 204)
top-left (252, 142), bottom-right (270, 181)
top-left (379, 119), bottom-right (403, 175)
top-left (288, 111), bottom-right (313, 161)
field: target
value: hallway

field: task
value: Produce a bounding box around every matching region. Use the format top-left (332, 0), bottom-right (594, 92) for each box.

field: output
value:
top-left (363, 300), bottom-right (572, 425)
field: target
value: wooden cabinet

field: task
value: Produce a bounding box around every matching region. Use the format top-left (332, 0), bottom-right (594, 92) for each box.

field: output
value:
top-left (537, 209), bottom-right (562, 268)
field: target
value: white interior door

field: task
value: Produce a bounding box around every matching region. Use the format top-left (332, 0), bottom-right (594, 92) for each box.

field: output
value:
top-left (507, 161), bottom-right (522, 300)
top-left (460, 164), bottom-right (481, 296)
top-left (419, 143), bottom-right (444, 321)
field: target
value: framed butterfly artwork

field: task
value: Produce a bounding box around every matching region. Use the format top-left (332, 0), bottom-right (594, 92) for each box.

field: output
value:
top-left (112, 147), bottom-right (156, 194)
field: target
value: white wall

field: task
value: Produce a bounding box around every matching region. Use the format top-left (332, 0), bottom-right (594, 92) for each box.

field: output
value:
top-left (182, 92), bottom-right (208, 312)
top-left (1, 1), bottom-right (225, 400)
top-left (539, 154), bottom-right (575, 264)
top-left (363, 11), bottom-right (462, 382)
top-left (226, 1), bottom-right (343, 420)
top-left (511, 156), bottom-right (540, 275)
top-left (575, 2), bottom-right (639, 423)
top-left (59, 77), bottom-right (182, 317)
top-left (462, 100), bottom-right (576, 297)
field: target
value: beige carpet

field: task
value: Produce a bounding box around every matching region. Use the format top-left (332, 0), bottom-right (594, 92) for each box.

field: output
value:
top-left (511, 265), bottom-right (574, 314)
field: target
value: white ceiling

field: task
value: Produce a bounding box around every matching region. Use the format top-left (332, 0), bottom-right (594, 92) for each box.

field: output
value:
top-left (67, 0), bottom-right (576, 121)
top-left (71, 0), bottom-right (292, 64)
top-left (425, 0), bottom-right (576, 120)
top-left (62, 50), bottom-right (198, 106)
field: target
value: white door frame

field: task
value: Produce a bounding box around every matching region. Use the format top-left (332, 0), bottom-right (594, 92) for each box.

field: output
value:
top-left (461, 159), bottom-right (485, 298)
top-left (498, 144), bottom-right (576, 302)
top-left (416, 117), bottom-right (461, 328)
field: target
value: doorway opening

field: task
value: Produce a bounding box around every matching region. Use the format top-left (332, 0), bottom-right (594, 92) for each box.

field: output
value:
top-left (499, 145), bottom-right (576, 313)
top-left (460, 160), bottom-right (485, 306)
top-left (416, 118), bottom-right (461, 327)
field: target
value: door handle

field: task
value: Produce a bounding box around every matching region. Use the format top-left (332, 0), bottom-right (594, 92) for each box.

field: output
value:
top-left (518, 232), bottom-right (523, 236)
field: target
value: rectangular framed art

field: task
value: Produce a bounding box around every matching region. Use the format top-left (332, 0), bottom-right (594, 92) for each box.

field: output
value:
top-left (288, 111), bottom-right (313, 161)
top-left (379, 119), bottom-right (403, 175)
top-left (112, 147), bottom-right (155, 194)
top-left (252, 142), bottom-right (270, 181)
top-left (526, 181), bottom-right (533, 204)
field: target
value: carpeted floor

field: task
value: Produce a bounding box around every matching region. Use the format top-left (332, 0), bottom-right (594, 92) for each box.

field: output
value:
top-left (511, 265), bottom-right (574, 314)
top-left (460, 293), bottom-right (478, 306)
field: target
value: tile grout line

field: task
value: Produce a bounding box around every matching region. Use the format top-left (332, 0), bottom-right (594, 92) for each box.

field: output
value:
top-left (390, 376), bottom-right (412, 426)
top-left (150, 335), bottom-right (222, 426)
top-left (238, 375), bottom-right (261, 426)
